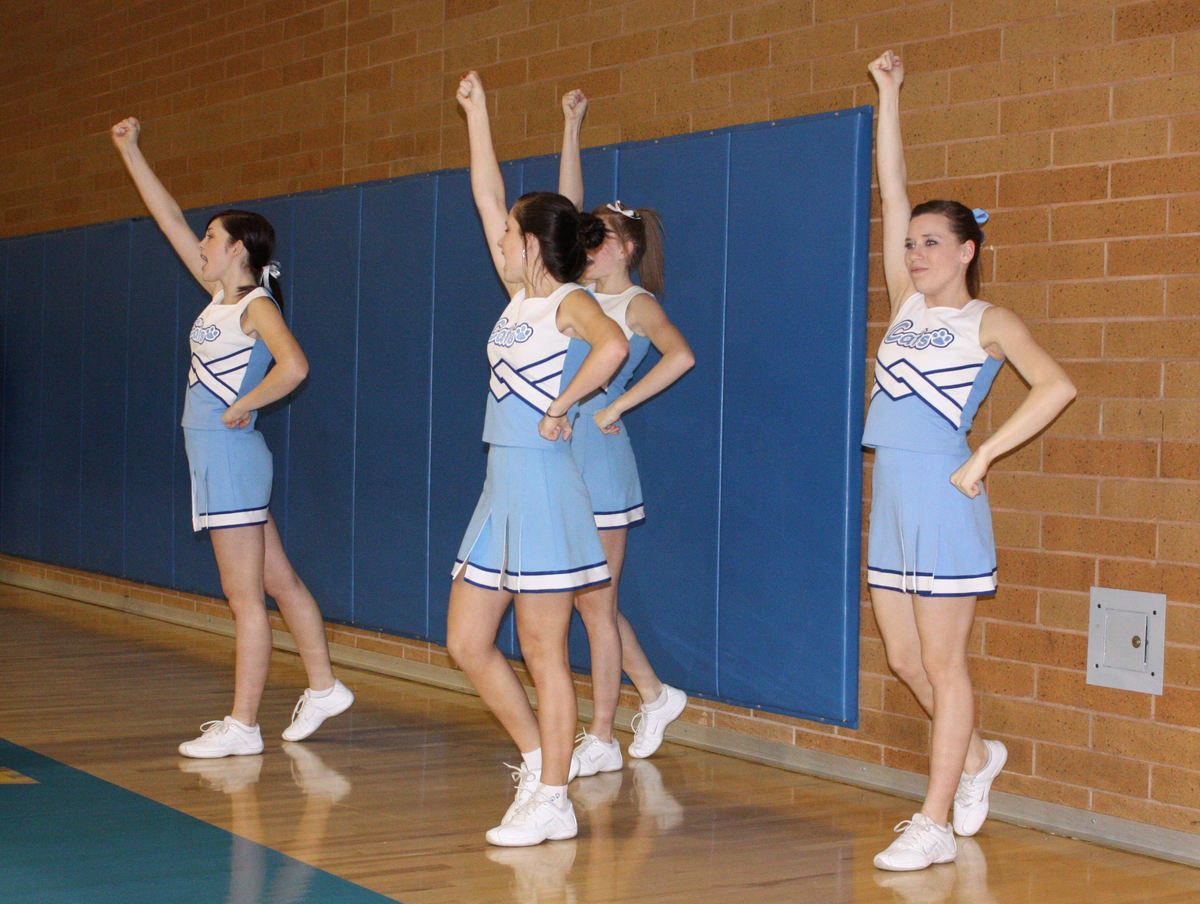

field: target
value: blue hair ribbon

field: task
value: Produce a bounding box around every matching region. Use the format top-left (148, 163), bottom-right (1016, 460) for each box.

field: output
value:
top-left (972, 207), bottom-right (988, 245)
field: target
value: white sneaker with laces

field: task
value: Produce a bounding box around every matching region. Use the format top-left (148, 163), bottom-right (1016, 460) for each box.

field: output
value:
top-left (572, 731), bottom-right (622, 776)
top-left (874, 813), bottom-right (957, 871)
top-left (502, 757), bottom-right (581, 824)
top-left (487, 785), bottom-right (578, 847)
top-left (178, 716), bottom-right (264, 759)
top-left (953, 739), bottom-right (1007, 836)
top-left (502, 762), bottom-right (540, 824)
top-left (281, 679), bottom-right (354, 742)
top-left (628, 684), bottom-right (686, 758)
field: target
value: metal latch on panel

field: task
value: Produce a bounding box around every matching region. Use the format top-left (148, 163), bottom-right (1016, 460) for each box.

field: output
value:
top-left (1086, 586), bottom-right (1165, 695)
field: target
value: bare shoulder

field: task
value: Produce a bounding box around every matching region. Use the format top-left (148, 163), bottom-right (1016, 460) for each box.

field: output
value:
top-left (242, 293), bottom-right (287, 336)
top-left (627, 287), bottom-right (661, 312)
top-left (562, 285), bottom-right (600, 311)
top-left (979, 302), bottom-right (1035, 360)
top-left (980, 302), bottom-right (1028, 333)
top-left (247, 292), bottom-right (283, 317)
top-left (626, 289), bottom-right (667, 334)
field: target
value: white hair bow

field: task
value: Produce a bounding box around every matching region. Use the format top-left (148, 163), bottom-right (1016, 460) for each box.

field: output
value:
top-left (260, 260), bottom-right (281, 286)
top-left (606, 201), bottom-right (641, 220)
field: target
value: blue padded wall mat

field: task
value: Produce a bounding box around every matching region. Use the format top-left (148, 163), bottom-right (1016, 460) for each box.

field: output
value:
top-left (0, 108), bottom-right (871, 726)
top-left (3, 234), bottom-right (46, 563)
top-left (78, 221), bottom-right (132, 579)
top-left (39, 229), bottom-right (87, 570)
top-left (587, 133), bottom-right (732, 695)
top-left (355, 176), bottom-right (439, 639)
top-left (124, 220), bottom-right (181, 587)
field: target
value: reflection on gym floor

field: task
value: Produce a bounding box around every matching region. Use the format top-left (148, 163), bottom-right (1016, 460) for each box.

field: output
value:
top-left (2, 586), bottom-right (1198, 904)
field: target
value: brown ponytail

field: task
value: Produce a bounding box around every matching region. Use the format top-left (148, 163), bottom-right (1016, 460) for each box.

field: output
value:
top-left (593, 204), bottom-right (666, 297)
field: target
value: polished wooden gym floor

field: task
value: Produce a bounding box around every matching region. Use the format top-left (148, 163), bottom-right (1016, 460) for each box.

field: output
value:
top-left (1, 585), bottom-right (1197, 903)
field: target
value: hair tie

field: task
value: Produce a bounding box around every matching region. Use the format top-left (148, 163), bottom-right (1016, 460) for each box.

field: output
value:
top-left (260, 260), bottom-right (281, 286)
top-left (972, 208), bottom-right (988, 245)
top-left (606, 200), bottom-right (641, 220)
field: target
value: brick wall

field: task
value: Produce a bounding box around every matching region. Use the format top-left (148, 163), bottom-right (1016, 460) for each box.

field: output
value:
top-left (2, 0), bottom-right (1197, 836)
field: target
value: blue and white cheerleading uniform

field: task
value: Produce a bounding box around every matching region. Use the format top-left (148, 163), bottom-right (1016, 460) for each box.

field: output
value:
top-left (569, 286), bottom-right (652, 529)
top-left (453, 283), bottom-right (611, 594)
top-left (862, 292), bottom-right (1002, 597)
top-left (182, 287), bottom-right (277, 531)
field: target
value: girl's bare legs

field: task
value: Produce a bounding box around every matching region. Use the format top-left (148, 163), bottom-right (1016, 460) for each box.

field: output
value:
top-left (260, 513), bottom-right (335, 691)
top-left (871, 587), bottom-right (987, 823)
top-left (912, 593), bottom-right (979, 823)
top-left (209, 524), bottom-right (272, 726)
top-left (446, 571), bottom-right (542, 754)
top-left (617, 610), bottom-right (664, 704)
top-left (577, 528), bottom-right (669, 742)
top-left (514, 590), bottom-right (577, 786)
top-left (573, 529), bottom-right (625, 742)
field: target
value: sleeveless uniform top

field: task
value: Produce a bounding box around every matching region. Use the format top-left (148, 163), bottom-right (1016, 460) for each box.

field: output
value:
top-left (483, 282), bottom-right (588, 450)
top-left (862, 292), bottom-right (1002, 456)
top-left (181, 287), bottom-right (277, 431)
top-left (576, 285), bottom-right (652, 415)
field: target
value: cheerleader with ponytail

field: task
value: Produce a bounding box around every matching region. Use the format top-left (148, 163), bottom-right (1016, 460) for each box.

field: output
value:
top-left (110, 117), bottom-right (353, 759)
top-left (446, 71), bottom-right (629, 847)
top-left (557, 89), bottom-right (696, 777)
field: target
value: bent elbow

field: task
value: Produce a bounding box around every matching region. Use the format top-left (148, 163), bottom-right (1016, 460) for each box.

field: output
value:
top-left (289, 359), bottom-right (310, 387)
top-left (607, 335), bottom-right (630, 367)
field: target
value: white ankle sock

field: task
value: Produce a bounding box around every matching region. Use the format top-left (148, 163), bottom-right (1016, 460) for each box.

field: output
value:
top-left (540, 784), bottom-right (569, 808)
top-left (643, 687), bottom-right (670, 711)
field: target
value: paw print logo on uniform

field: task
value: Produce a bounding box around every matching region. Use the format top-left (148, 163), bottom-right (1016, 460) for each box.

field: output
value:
top-left (190, 318), bottom-right (221, 344)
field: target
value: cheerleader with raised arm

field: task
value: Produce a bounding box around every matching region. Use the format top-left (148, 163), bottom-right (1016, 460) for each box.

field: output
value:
top-left (111, 117), bottom-right (353, 759)
top-left (445, 72), bottom-right (629, 847)
top-left (557, 89), bottom-right (695, 776)
top-left (864, 52), bottom-right (1074, 870)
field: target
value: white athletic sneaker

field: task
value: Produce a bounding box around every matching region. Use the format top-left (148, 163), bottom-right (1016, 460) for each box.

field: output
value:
top-left (572, 731), bottom-right (622, 776)
top-left (178, 716), bottom-right (264, 759)
top-left (499, 753), bottom-right (583, 825)
top-left (487, 785), bottom-right (578, 847)
top-left (874, 813), bottom-right (957, 871)
top-left (502, 762), bottom-right (540, 824)
top-left (628, 684), bottom-right (687, 758)
top-left (953, 739), bottom-right (1007, 836)
top-left (502, 757), bottom-right (581, 824)
top-left (281, 679), bottom-right (354, 742)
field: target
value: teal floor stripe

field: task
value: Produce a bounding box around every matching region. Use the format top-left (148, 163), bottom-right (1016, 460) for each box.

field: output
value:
top-left (0, 739), bottom-right (397, 904)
